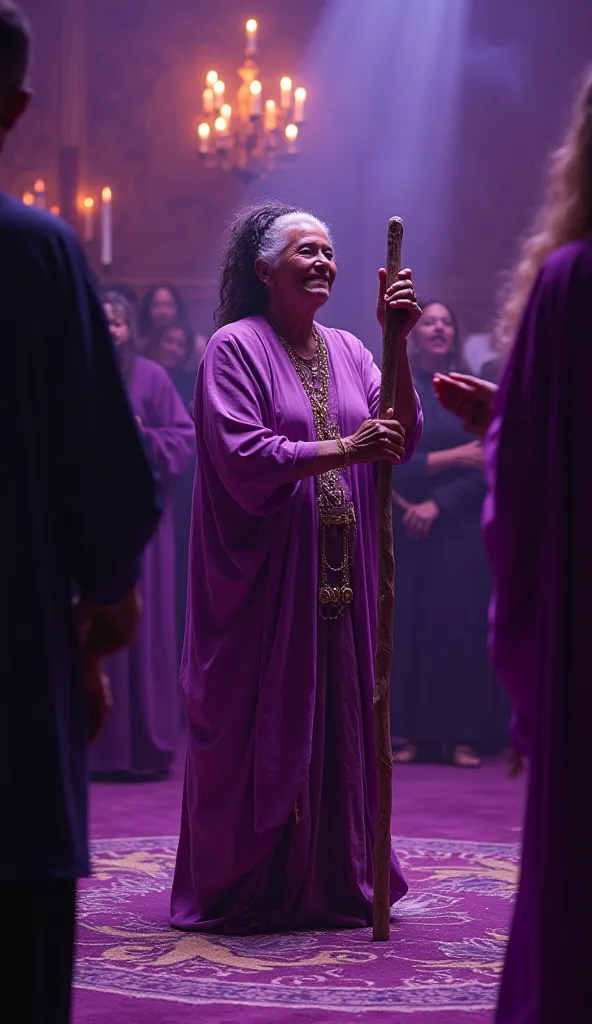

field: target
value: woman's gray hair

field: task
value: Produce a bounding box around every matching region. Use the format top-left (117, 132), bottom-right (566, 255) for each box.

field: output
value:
top-left (257, 211), bottom-right (334, 268)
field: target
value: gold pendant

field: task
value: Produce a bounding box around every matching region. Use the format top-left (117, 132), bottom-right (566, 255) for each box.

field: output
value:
top-left (341, 586), bottom-right (354, 604)
top-left (319, 586), bottom-right (333, 605)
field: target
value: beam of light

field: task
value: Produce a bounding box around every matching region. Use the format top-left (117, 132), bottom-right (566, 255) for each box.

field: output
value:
top-left (247, 0), bottom-right (471, 346)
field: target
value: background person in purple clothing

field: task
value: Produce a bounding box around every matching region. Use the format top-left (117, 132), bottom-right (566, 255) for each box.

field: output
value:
top-left (90, 293), bottom-right (194, 780)
top-left (434, 63), bottom-right (592, 1024)
top-left (171, 200), bottom-right (423, 935)
top-left (0, 5), bottom-right (161, 1021)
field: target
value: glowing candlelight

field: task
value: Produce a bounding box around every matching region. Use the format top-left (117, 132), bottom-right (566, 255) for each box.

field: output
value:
top-left (264, 99), bottom-right (277, 131)
top-left (100, 187), bottom-right (113, 267)
top-left (205, 70), bottom-right (218, 87)
top-left (220, 103), bottom-right (232, 121)
top-left (214, 116), bottom-right (228, 150)
top-left (22, 191), bottom-right (34, 206)
top-left (246, 18), bottom-right (258, 55)
top-left (280, 77), bottom-right (292, 110)
top-left (197, 121), bottom-right (211, 154)
top-left (294, 87), bottom-right (307, 123)
top-left (250, 79), bottom-right (262, 117)
top-left (213, 79), bottom-right (225, 110)
top-left (203, 87), bottom-right (214, 114)
top-left (49, 205), bottom-right (60, 216)
top-left (82, 196), bottom-right (94, 242)
top-left (285, 123), bottom-right (298, 155)
top-left (33, 178), bottom-right (46, 209)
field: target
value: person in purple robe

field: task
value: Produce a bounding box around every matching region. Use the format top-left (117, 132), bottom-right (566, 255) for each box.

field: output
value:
top-left (433, 64), bottom-right (592, 1024)
top-left (90, 293), bottom-right (194, 780)
top-left (171, 201), bottom-right (423, 934)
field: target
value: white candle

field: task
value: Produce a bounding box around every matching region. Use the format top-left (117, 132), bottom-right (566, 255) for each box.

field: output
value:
top-left (33, 179), bottom-right (46, 209)
top-left (246, 18), bottom-right (258, 55)
top-left (203, 87), bottom-right (214, 114)
top-left (285, 123), bottom-right (298, 155)
top-left (101, 187), bottom-right (112, 266)
top-left (293, 87), bottom-right (307, 123)
top-left (264, 99), bottom-right (277, 131)
top-left (213, 79), bottom-right (225, 110)
top-left (250, 80), bottom-right (262, 117)
top-left (197, 122), bottom-right (211, 154)
top-left (280, 77), bottom-right (292, 110)
top-left (82, 197), bottom-right (94, 242)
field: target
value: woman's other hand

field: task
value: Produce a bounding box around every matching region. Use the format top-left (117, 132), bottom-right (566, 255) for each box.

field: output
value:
top-left (456, 440), bottom-right (485, 471)
top-left (433, 372), bottom-right (498, 438)
top-left (347, 409), bottom-right (405, 465)
top-left (402, 499), bottom-right (440, 539)
top-left (376, 268), bottom-right (422, 337)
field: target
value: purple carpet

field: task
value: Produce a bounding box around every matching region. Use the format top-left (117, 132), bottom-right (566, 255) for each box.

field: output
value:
top-left (73, 744), bottom-right (525, 1022)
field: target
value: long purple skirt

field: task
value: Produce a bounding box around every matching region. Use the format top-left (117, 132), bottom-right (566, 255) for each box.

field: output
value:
top-left (171, 608), bottom-right (407, 933)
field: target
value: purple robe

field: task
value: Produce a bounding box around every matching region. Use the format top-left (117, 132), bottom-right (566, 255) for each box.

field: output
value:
top-left (91, 356), bottom-right (194, 778)
top-left (171, 316), bottom-right (422, 933)
top-left (482, 239), bottom-right (592, 1023)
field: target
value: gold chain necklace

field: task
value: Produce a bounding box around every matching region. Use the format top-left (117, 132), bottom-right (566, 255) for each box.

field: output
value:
top-left (273, 323), bottom-right (356, 619)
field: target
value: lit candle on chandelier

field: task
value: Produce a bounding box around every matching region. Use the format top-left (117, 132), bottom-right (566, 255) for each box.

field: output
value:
top-left (220, 103), bottom-right (232, 123)
top-left (22, 191), bottom-right (35, 206)
top-left (250, 80), bottom-right (262, 117)
top-left (33, 178), bottom-right (46, 209)
top-left (197, 122), bottom-right (211, 154)
top-left (245, 18), bottom-right (258, 55)
top-left (49, 205), bottom-right (60, 216)
top-left (214, 116), bottom-right (228, 149)
top-left (203, 87), bottom-right (214, 114)
top-left (100, 187), bottom-right (113, 267)
top-left (285, 123), bottom-right (298, 155)
top-left (293, 87), bottom-right (307, 123)
top-left (280, 77), bottom-right (292, 110)
top-left (264, 99), bottom-right (277, 131)
top-left (213, 79), bottom-right (225, 111)
top-left (82, 196), bottom-right (95, 242)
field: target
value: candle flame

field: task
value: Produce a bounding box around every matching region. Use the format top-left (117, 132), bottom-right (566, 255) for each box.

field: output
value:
top-left (214, 116), bottom-right (227, 133)
top-left (205, 70), bottom-right (218, 86)
top-left (101, 187), bottom-right (112, 202)
top-left (220, 103), bottom-right (232, 120)
top-left (280, 77), bottom-right (292, 92)
top-left (294, 87), bottom-right (307, 102)
top-left (33, 178), bottom-right (45, 192)
top-left (265, 99), bottom-right (276, 111)
top-left (285, 123), bottom-right (298, 141)
top-left (23, 191), bottom-right (35, 205)
top-left (213, 80), bottom-right (225, 96)
top-left (198, 122), bottom-right (211, 139)
top-left (49, 205), bottom-right (60, 216)
top-left (250, 80), bottom-right (262, 96)
top-left (83, 196), bottom-right (94, 210)
top-left (246, 18), bottom-right (257, 32)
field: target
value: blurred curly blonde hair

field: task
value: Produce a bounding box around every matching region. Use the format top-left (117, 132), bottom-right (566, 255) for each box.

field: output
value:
top-left (496, 64), bottom-right (592, 353)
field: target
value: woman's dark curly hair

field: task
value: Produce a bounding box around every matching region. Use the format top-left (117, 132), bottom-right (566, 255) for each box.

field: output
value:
top-left (138, 282), bottom-right (188, 339)
top-left (412, 298), bottom-right (466, 373)
top-left (215, 200), bottom-right (301, 328)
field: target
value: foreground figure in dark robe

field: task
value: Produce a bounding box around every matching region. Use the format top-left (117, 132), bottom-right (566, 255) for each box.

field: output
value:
top-left (0, 7), bottom-right (161, 1020)
top-left (171, 201), bottom-right (423, 934)
top-left (434, 64), bottom-right (592, 1024)
top-left (391, 302), bottom-right (504, 768)
top-left (91, 296), bottom-right (194, 779)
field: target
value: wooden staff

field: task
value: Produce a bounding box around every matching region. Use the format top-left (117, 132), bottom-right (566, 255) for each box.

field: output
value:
top-left (373, 216), bottom-right (405, 941)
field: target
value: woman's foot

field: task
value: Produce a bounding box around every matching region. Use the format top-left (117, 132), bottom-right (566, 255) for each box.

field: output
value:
top-left (449, 744), bottom-right (481, 768)
top-left (393, 743), bottom-right (418, 764)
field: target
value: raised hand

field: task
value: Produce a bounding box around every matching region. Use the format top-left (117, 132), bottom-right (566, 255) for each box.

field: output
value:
top-left (433, 372), bottom-right (498, 438)
top-left (376, 267), bottom-right (422, 336)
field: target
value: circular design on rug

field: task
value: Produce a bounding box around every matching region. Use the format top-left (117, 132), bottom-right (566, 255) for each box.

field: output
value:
top-left (75, 836), bottom-right (519, 1012)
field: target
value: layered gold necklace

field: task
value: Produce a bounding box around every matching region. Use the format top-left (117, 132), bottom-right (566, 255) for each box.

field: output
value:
top-left (274, 323), bottom-right (356, 619)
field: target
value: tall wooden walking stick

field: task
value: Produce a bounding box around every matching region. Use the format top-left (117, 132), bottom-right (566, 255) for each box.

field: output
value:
top-left (373, 216), bottom-right (405, 942)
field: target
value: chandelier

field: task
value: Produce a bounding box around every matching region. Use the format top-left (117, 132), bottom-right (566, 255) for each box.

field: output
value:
top-left (197, 18), bottom-right (307, 179)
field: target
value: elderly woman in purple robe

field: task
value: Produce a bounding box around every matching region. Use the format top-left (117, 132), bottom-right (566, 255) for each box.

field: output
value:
top-left (434, 65), bottom-right (592, 1024)
top-left (171, 201), bottom-right (423, 934)
top-left (91, 293), bottom-right (194, 780)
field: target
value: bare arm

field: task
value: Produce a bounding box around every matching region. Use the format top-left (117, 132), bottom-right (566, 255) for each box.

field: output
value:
top-left (427, 448), bottom-right (462, 475)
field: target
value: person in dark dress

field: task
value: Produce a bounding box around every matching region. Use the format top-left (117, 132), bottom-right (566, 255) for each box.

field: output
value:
top-left (146, 321), bottom-right (198, 659)
top-left (391, 300), bottom-right (505, 768)
top-left (0, 7), bottom-right (161, 1020)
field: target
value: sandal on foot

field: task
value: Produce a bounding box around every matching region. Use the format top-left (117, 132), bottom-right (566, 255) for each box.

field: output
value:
top-left (450, 745), bottom-right (481, 768)
top-left (393, 743), bottom-right (419, 764)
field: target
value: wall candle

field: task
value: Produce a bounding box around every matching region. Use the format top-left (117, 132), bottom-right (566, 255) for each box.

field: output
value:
top-left (264, 99), bottom-right (277, 131)
top-left (213, 79), bottom-right (225, 110)
top-left (197, 122), bottom-right (211, 154)
top-left (250, 80), bottom-right (262, 117)
top-left (101, 188), bottom-right (113, 266)
top-left (33, 179), bottom-right (46, 209)
top-left (82, 197), bottom-right (94, 242)
top-left (280, 77), bottom-right (292, 110)
top-left (293, 87), bottom-right (307, 123)
top-left (245, 18), bottom-right (258, 55)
